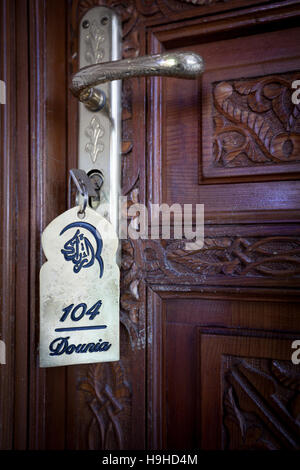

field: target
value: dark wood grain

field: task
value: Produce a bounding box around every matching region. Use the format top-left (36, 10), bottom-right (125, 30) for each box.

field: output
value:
top-left (42, 0), bottom-right (68, 450)
top-left (14, 0), bottom-right (30, 449)
top-left (0, 0), bottom-right (17, 450)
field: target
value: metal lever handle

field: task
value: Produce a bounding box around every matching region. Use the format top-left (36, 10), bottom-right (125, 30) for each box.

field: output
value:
top-left (70, 51), bottom-right (204, 111)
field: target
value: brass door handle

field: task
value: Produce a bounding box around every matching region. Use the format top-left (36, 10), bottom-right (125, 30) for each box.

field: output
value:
top-left (70, 51), bottom-right (204, 111)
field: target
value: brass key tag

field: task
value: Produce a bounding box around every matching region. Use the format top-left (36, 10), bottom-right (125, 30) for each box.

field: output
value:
top-left (39, 206), bottom-right (119, 367)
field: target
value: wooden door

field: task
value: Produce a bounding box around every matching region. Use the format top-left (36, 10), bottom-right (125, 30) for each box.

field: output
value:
top-left (1, 0), bottom-right (300, 450)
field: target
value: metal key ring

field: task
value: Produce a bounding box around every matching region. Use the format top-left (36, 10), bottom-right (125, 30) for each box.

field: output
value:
top-left (76, 182), bottom-right (88, 218)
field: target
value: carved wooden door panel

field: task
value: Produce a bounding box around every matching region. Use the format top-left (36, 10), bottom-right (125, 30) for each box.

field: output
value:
top-left (66, 0), bottom-right (300, 450)
top-left (1, 0), bottom-right (300, 450)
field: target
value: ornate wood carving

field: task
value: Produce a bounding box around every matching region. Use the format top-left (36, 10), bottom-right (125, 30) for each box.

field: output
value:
top-left (78, 362), bottom-right (131, 449)
top-left (222, 356), bottom-right (300, 449)
top-left (121, 239), bottom-right (146, 348)
top-left (141, 236), bottom-right (300, 283)
top-left (213, 73), bottom-right (300, 168)
top-left (74, 0), bottom-right (232, 26)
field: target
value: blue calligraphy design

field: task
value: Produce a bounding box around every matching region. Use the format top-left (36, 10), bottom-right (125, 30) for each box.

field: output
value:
top-left (60, 222), bottom-right (104, 278)
top-left (61, 229), bottom-right (94, 272)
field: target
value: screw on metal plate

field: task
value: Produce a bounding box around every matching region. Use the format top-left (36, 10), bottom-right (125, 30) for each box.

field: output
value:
top-left (82, 20), bottom-right (90, 29)
top-left (101, 16), bottom-right (109, 25)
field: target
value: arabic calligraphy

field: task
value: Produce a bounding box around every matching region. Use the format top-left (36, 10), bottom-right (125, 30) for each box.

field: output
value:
top-left (60, 222), bottom-right (104, 278)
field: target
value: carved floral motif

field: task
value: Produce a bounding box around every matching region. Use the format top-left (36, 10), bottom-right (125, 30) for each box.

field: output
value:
top-left (213, 73), bottom-right (300, 167)
top-left (121, 239), bottom-right (142, 347)
top-left (78, 362), bottom-right (131, 449)
top-left (75, 0), bottom-right (227, 27)
top-left (120, 178), bottom-right (146, 349)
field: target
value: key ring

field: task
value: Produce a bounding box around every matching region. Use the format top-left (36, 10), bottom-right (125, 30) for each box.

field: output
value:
top-left (76, 182), bottom-right (88, 219)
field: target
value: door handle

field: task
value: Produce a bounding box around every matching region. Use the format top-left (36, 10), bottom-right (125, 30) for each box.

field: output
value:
top-left (70, 51), bottom-right (204, 111)
top-left (71, 6), bottom-right (204, 237)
